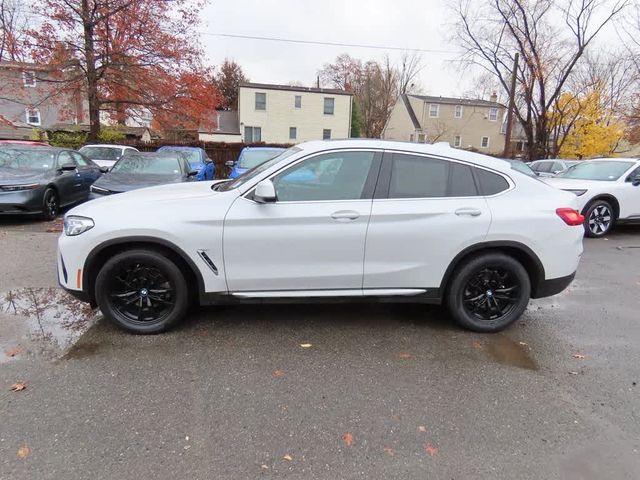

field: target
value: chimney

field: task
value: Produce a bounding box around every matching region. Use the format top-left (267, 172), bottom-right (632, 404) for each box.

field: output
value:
top-left (490, 91), bottom-right (498, 103)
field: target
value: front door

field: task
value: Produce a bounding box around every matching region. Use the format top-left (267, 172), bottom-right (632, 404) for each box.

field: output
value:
top-left (223, 150), bottom-right (381, 292)
top-left (71, 152), bottom-right (101, 199)
top-left (55, 152), bottom-right (83, 205)
top-left (619, 165), bottom-right (640, 218)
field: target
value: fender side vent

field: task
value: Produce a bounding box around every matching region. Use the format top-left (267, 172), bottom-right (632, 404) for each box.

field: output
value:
top-left (197, 250), bottom-right (219, 275)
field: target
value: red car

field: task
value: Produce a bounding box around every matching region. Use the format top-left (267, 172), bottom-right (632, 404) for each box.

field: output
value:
top-left (0, 140), bottom-right (49, 146)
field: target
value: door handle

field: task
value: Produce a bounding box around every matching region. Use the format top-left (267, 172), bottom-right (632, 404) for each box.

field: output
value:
top-left (455, 208), bottom-right (482, 217)
top-left (331, 210), bottom-right (360, 221)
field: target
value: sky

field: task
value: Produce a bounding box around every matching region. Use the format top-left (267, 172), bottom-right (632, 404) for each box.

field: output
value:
top-left (199, 0), bottom-right (466, 96)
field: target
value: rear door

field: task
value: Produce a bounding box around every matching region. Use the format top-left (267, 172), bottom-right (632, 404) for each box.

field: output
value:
top-left (363, 151), bottom-right (492, 292)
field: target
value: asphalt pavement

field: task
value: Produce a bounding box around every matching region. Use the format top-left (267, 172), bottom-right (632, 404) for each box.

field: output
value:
top-left (0, 218), bottom-right (639, 479)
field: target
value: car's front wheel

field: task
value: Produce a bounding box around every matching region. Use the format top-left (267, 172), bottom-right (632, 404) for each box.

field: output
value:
top-left (584, 200), bottom-right (614, 238)
top-left (446, 253), bottom-right (531, 333)
top-left (41, 188), bottom-right (59, 221)
top-left (95, 249), bottom-right (189, 334)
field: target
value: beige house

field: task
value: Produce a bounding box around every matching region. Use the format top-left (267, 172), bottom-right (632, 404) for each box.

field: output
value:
top-left (237, 83), bottom-right (352, 144)
top-left (382, 94), bottom-right (507, 155)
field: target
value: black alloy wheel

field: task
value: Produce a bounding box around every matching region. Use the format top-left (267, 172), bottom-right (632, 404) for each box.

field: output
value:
top-left (42, 188), bottom-right (59, 221)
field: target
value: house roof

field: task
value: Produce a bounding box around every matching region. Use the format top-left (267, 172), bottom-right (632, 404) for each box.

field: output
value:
top-left (401, 94), bottom-right (421, 130)
top-left (0, 115), bottom-right (35, 140)
top-left (408, 94), bottom-right (504, 108)
top-left (240, 82), bottom-right (352, 96)
top-left (199, 110), bottom-right (240, 134)
top-left (49, 123), bottom-right (155, 138)
top-left (0, 60), bottom-right (49, 71)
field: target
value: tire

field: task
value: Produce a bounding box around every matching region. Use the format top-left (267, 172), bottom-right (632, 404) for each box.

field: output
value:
top-left (583, 200), bottom-right (614, 238)
top-left (41, 188), bottom-right (59, 221)
top-left (95, 249), bottom-right (189, 334)
top-left (445, 253), bottom-right (531, 333)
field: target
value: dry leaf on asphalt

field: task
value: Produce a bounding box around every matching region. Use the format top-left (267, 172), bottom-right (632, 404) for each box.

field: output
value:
top-left (418, 426), bottom-right (427, 433)
top-left (5, 346), bottom-right (24, 357)
top-left (17, 446), bottom-right (29, 459)
top-left (398, 351), bottom-right (412, 359)
top-left (568, 371), bottom-right (579, 375)
top-left (272, 369), bottom-right (286, 378)
top-left (342, 433), bottom-right (354, 447)
top-left (573, 353), bottom-right (586, 359)
top-left (261, 464), bottom-right (269, 469)
top-left (518, 341), bottom-right (528, 346)
top-left (10, 382), bottom-right (27, 392)
top-left (283, 454), bottom-right (293, 461)
top-left (383, 447), bottom-right (394, 456)
top-left (424, 443), bottom-right (439, 457)
top-left (472, 340), bottom-right (483, 350)
top-left (300, 343), bottom-right (312, 348)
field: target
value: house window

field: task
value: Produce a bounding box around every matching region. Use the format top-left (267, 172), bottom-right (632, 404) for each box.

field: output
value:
top-left (23, 71), bottom-right (36, 87)
top-left (481, 136), bottom-right (490, 148)
top-left (454, 135), bottom-right (462, 147)
top-left (244, 126), bottom-right (261, 143)
top-left (417, 133), bottom-right (426, 143)
top-left (25, 108), bottom-right (41, 126)
top-left (289, 127), bottom-right (297, 140)
top-left (488, 107), bottom-right (498, 121)
top-left (454, 105), bottom-right (463, 118)
top-left (294, 95), bottom-right (302, 109)
top-left (324, 97), bottom-right (335, 115)
top-left (322, 129), bottom-right (331, 140)
top-left (255, 92), bottom-right (266, 110)
top-left (429, 104), bottom-right (439, 118)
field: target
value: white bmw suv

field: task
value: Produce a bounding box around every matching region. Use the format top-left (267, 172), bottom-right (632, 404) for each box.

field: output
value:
top-left (544, 158), bottom-right (640, 237)
top-left (58, 140), bottom-right (584, 334)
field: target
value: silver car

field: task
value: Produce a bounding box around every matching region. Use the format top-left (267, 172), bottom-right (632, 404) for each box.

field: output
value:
top-left (530, 159), bottom-right (579, 177)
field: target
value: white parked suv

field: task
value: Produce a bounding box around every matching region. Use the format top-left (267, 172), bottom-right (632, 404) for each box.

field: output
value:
top-left (78, 144), bottom-right (138, 169)
top-left (544, 158), bottom-right (640, 237)
top-left (58, 140), bottom-right (584, 334)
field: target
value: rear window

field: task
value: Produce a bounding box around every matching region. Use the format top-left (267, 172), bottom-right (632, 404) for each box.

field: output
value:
top-left (475, 168), bottom-right (509, 195)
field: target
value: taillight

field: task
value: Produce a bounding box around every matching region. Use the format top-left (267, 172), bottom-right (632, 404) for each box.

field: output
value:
top-left (556, 208), bottom-right (584, 226)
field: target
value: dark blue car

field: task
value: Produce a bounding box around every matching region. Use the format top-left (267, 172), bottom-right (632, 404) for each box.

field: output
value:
top-left (227, 147), bottom-right (286, 179)
top-left (157, 146), bottom-right (214, 181)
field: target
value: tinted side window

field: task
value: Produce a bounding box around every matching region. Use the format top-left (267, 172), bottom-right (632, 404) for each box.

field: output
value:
top-left (449, 163), bottom-right (478, 197)
top-left (534, 161), bottom-right (553, 173)
top-left (389, 154), bottom-right (448, 198)
top-left (626, 165), bottom-right (640, 182)
top-left (475, 168), bottom-right (509, 195)
top-left (71, 152), bottom-right (89, 166)
top-left (57, 152), bottom-right (76, 168)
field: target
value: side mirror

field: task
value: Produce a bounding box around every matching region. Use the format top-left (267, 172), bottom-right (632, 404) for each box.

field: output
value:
top-left (99, 166), bottom-right (109, 174)
top-left (187, 169), bottom-right (199, 177)
top-left (59, 163), bottom-right (77, 172)
top-left (225, 160), bottom-right (235, 168)
top-left (204, 157), bottom-right (213, 164)
top-left (632, 175), bottom-right (640, 187)
top-left (553, 170), bottom-right (562, 175)
top-left (254, 179), bottom-right (276, 203)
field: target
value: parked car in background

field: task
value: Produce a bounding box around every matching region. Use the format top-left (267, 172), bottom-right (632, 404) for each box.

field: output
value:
top-left (89, 151), bottom-right (198, 199)
top-left (59, 140), bottom-right (583, 335)
top-left (0, 146), bottom-right (102, 220)
top-left (78, 144), bottom-right (138, 170)
top-left (0, 140), bottom-right (49, 147)
top-left (157, 146), bottom-right (214, 180)
top-left (530, 159), bottom-right (579, 177)
top-left (506, 159), bottom-right (538, 178)
top-left (544, 158), bottom-right (640, 237)
top-left (227, 147), bottom-right (287, 178)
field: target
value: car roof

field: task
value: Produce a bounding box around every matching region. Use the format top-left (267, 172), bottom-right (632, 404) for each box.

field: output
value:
top-left (581, 157), bottom-right (639, 162)
top-left (243, 147), bottom-right (286, 151)
top-left (81, 144), bottom-right (132, 148)
top-left (297, 139), bottom-right (513, 173)
top-left (0, 145), bottom-right (68, 153)
top-left (157, 146), bottom-right (201, 151)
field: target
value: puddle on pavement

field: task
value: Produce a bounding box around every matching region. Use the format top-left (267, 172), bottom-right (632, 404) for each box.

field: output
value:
top-left (0, 287), bottom-right (99, 362)
top-left (484, 334), bottom-right (538, 370)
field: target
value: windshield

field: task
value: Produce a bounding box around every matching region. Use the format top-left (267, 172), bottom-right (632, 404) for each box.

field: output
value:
top-left (238, 149), bottom-right (285, 169)
top-left (558, 161), bottom-right (634, 181)
top-left (218, 147), bottom-right (301, 191)
top-left (79, 146), bottom-right (122, 160)
top-left (509, 160), bottom-right (537, 178)
top-left (0, 149), bottom-right (56, 170)
top-left (110, 154), bottom-right (183, 175)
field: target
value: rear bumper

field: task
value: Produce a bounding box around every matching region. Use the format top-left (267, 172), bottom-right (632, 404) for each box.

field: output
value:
top-left (532, 272), bottom-right (575, 299)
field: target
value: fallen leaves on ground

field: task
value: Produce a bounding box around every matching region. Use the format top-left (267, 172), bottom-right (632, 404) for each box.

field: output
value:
top-left (472, 340), bottom-right (483, 350)
top-left (342, 433), bottom-right (354, 447)
top-left (424, 443), bottom-right (439, 457)
top-left (568, 371), bottom-right (579, 375)
top-left (398, 351), bottom-right (412, 359)
top-left (383, 447), bottom-right (394, 456)
top-left (17, 446), bottom-right (29, 459)
top-left (45, 220), bottom-right (63, 233)
top-left (5, 346), bottom-right (24, 357)
top-left (418, 426), bottom-right (427, 433)
top-left (10, 382), bottom-right (27, 392)
top-left (518, 341), bottom-right (528, 346)
top-left (300, 343), bottom-right (312, 348)
top-left (283, 454), bottom-right (293, 461)
top-left (272, 369), bottom-right (286, 378)
top-left (261, 464), bottom-right (269, 469)
top-left (572, 353), bottom-right (586, 359)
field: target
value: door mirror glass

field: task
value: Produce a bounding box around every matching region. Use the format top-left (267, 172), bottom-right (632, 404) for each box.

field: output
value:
top-left (99, 166), bottom-right (109, 174)
top-left (254, 179), bottom-right (277, 203)
top-left (187, 169), bottom-right (199, 177)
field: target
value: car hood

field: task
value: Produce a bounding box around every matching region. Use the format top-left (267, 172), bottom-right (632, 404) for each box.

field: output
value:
top-left (94, 172), bottom-right (184, 192)
top-left (543, 177), bottom-right (611, 190)
top-left (0, 168), bottom-right (48, 186)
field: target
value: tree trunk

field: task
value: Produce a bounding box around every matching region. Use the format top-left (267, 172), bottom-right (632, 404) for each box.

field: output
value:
top-left (82, 0), bottom-right (100, 142)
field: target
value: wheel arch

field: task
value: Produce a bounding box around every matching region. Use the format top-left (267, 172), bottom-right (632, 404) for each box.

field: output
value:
top-left (439, 241), bottom-right (546, 299)
top-left (83, 236), bottom-right (205, 306)
top-left (582, 194), bottom-right (620, 220)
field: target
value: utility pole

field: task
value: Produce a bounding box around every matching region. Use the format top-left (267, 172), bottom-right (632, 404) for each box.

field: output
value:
top-left (503, 52), bottom-right (519, 158)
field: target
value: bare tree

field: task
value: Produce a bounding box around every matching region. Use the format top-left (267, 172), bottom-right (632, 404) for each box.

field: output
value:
top-left (453, 0), bottom-right (628, 160)
top-left (397, 52), bottom-right (423, 94)
top-left (0, 0), bottom-right (27, 62)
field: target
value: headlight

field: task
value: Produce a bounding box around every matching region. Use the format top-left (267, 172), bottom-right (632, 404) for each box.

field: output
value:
top-left (0, 183), bottom-right (40, 191)
top-left (90, 185), bottom-right (111, 194)
top-left (64, 216), bottom-right (94, 236)
top-left (563, 189), bottom-right (587, 196)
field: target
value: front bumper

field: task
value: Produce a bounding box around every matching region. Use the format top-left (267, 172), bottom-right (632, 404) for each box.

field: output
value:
top-left (0, 187), bottom-right (45, 214)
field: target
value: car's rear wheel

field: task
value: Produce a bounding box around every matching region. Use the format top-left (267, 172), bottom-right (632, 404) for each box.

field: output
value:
top-left (95, 249), bottom-right (189, 334)
top-left (446, 253), bottom-right (531, 333)
top-left (584, 200), bottom-right (614, 238)
top-left (41, 188), bottom-right (59, 221)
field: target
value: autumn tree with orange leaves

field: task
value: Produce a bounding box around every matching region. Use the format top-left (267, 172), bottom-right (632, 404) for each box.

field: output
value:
top-left (27, 0), bottom-right (220, 141)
